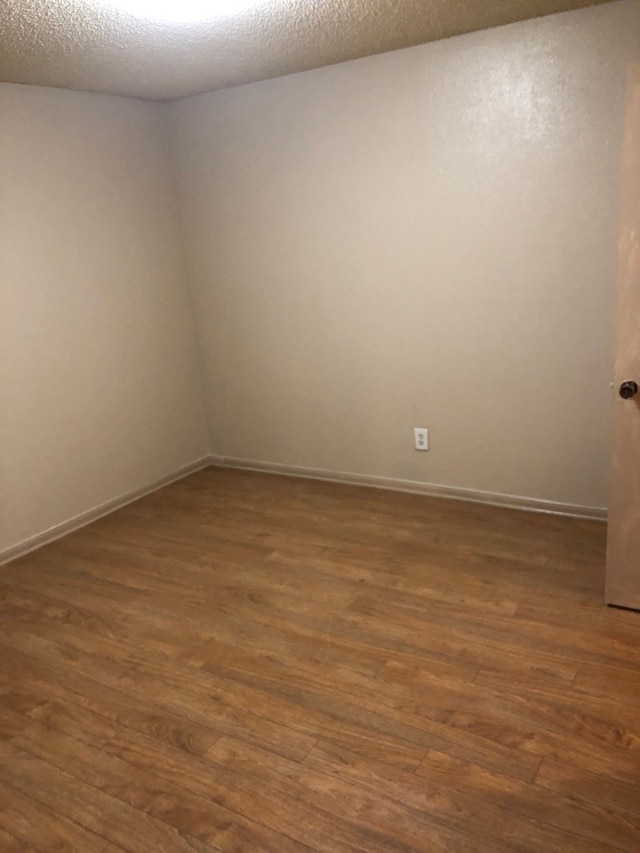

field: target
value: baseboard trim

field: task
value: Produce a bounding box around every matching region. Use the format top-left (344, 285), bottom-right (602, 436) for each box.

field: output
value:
top-left (210, 455), bottom-right (608, 522)
top-left (0, 456), bottom-right (211, 567)
top-left (0, 453), bottom-right (607, 567)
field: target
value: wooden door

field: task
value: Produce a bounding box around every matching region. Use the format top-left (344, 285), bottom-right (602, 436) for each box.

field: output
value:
top-left (606, 61), bottom-right (640, 609)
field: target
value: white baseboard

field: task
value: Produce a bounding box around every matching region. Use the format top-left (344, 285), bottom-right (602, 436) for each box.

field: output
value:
top-left (210, 455), bottom-right (608, 522)
top-left (0, 456), bottom-right (211, 567)
top-left (0, 453), bottom-right (607, 568)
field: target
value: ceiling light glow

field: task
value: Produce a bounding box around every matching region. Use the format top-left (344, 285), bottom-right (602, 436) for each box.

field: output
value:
top-left (97, 0), bottom-right (259, 24)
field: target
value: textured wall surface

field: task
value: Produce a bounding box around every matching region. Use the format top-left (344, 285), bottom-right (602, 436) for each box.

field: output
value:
top-left (0, 84), bottom-right (209, 554)
top-left (169, 1), bottom-right (640, 509)
top-left (0, 0), bottom-right (614, 99)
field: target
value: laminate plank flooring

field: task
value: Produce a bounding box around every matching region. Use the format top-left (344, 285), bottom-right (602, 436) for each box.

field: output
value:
top-left (1, 467), bottom-right (639, 852)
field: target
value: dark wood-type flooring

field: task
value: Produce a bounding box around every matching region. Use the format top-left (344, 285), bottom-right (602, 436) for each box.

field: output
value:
top-left (1, 467), bottom-right (640, 852)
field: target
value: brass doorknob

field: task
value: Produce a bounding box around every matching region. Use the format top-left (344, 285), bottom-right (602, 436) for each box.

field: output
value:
top-left (619, 380), bottom-right (639, 400)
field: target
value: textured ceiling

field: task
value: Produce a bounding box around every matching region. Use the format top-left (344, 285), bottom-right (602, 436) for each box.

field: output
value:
top-left (0, 0), bottom-right (615, 100)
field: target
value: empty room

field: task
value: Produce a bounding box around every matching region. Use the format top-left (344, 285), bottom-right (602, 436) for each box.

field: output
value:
top-left (1, 0), bottom-right (640, 849)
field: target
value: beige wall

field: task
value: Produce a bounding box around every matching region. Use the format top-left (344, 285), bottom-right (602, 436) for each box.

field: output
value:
top-left (2, 1), bottom-right (638, 556)
top-left (0, 84), bottom-right (209, 555)
top-left (169, 0), bottom-right (640, 510)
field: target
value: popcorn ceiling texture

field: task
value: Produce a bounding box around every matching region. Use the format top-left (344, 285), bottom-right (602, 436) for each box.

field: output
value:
top-left (0, 0), bottom-right (614, 99)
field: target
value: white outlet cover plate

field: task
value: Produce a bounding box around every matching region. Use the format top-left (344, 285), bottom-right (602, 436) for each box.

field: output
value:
top-left (414, 427), bottom-right (429, 451)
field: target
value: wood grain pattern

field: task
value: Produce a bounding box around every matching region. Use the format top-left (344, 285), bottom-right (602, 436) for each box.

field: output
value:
top-left (1, 466), bottom-right (639, 852)
top-left (606, 59), bottom-right (640, 609)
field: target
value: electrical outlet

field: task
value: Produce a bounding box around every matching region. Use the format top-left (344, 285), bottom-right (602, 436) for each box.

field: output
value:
top-left (414, 427), bottom-right (429, 451)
